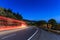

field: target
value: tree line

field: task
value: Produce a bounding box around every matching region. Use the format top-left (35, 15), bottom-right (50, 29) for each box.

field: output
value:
top-left (34, 19), bottom-right (60, 30)
top-left (0, 8), bottom-right (23, 20)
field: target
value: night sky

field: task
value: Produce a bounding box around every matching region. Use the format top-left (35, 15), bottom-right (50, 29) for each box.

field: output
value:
top-left (0, 0), bottom-right (60, 22)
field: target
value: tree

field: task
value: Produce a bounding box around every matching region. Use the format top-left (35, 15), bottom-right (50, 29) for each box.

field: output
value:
top-left (4, 8), bottom-right (23, 20)
top-left (54, 24), bottom-right (60, 30)
top-left (7, 8), bottom-right (12, 13)
top-left (13, 13), bottom-right (23, 20)
top-left (48, 19), bottom-right (57, 29)
top-left (0, 7), bottom-right (23, 20)
top-left (36, 20), bottom-right (47, 27)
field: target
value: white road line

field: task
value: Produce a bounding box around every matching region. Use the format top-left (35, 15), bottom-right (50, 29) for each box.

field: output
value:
top-left (0, 27), bottom-right (29, 36)
top-left (1, 34), bottom-right (16, 39)
top-left (27, 28), bottom-right (38, 40)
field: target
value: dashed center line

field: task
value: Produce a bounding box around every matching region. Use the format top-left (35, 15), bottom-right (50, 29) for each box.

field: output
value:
top-left (27, 28), bottom-right (38, 40)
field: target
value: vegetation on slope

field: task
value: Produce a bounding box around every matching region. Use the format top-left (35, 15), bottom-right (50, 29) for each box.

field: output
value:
top-left (0, 7), bottom-right (23, 20)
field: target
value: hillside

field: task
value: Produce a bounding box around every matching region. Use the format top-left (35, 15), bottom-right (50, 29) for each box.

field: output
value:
top-left (0, 7), bottom-right (23, 20)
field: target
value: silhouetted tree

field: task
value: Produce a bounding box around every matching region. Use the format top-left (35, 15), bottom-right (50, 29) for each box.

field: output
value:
top-left (13, 13), bottom-right (23, 20)
top-left (36, 20), bottom-right (47, 27)
top-left (48, 19), bottom-right (57, 29)
top-left (7, 8), bottom-right (12, 13)
top-left (0, 7), bottom-right (23, 20)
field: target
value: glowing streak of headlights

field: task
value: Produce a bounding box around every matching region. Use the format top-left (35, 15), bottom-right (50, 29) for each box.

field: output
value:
top-left (0, 16), bottom-right (27, 31)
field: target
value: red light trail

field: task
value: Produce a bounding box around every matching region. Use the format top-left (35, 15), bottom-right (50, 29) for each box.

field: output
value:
top-left (0, 16), bottom-right (27, 31)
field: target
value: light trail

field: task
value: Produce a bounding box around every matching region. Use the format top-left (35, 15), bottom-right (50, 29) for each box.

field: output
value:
top-left (0, 16), bottom-right (27, 31)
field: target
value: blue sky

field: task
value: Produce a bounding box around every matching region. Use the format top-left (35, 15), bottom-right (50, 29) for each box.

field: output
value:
top-left (0, 0), bottom-right (60, 22)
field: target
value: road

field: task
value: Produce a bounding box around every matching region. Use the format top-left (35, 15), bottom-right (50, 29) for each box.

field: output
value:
top-left (0, 27), bottom-right (60, 40)
top-left (39, 29), bottom-right (60, 40)
top-left (28, 28), bottom-right (60, 40)
top-left (0, 26), bottom-right (37, 40)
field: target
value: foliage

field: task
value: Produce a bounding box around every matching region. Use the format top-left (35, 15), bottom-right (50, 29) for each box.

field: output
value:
top-left (13, 13), bottom-right (23, 20)
top-left (0, 7), bottom-right (23, 20)
top-left (36, 20), bottom-right (47, 26)
top-left (48, 19), bottom-right (57, 29)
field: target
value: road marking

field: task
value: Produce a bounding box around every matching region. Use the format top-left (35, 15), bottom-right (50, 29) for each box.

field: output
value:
top-left (0, 27), bottom-right (29, 36)
top-left (27, 28), bottom-right (38, 40)
top-left (1, 34), bottom-right (16, 39)
top-left (0, 27), bottom-right (30, 40)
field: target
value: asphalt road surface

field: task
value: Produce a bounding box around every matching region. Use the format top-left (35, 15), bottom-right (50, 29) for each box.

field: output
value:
top-left (29, 28), bottom-right (60, 40)
top-left (39, 29), bottom-right (60, 40)
top-left (0, 27), bottom-right (37, 40)
top-left (1, 27), bottom-right (60, 40)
